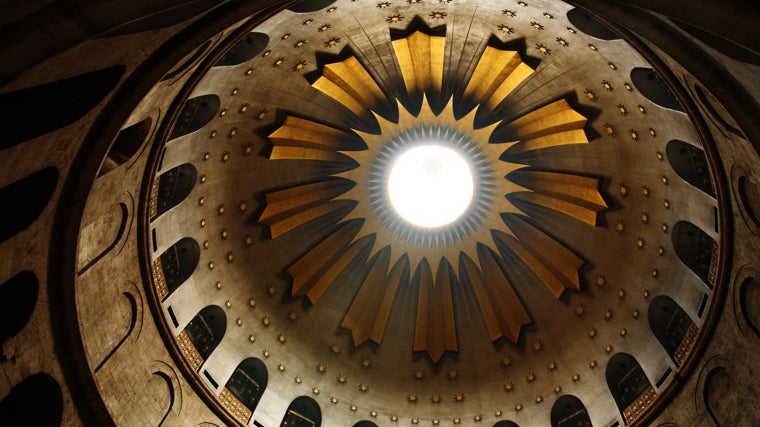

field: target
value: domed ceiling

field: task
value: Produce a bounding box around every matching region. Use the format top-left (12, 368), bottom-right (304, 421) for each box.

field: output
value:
top-left (107, 0), bottom-right (722, 425)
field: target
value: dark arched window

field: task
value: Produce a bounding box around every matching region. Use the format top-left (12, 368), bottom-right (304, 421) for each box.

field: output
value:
top-left (215, 33), bottom-right (269, 67)
top-left (494, 421), bottom-right (520, 427)
top-left (169, 94), bottom-right (220, 140)
top-left (280, 396), bottom-right (322, 427)
top-left (182, 305), bottom-right (226, 369)
top-left (353, 421), bottom-right (378, 427)
top-left (157, 237), bottom-right (200, 299)
top-left (630, 67), bottom-right (683, 112)
top-left (0, 373), bottom-right (62, 426)
top-left (288, 0), bottom-right (337, 13)
top-left (550, 395), bottom-right (592, 427)
top-left (0, 66), bottom-right (125, 149)
top-left (0, 167), bottom-right (58, 244)
top-left (223, 357), bottom-right (268, 422)
top-left (666, 140), bottom-right (715, 197)
top-left (566, 9), bottom-right (619, 40)
top-left (0, 271), bottom-right (38, 359)
top-left (672, 221), bottom-right (717, 288)
top-left (153, 163), bottom-right (197, 219)
top-left (98, 117), bottom-right (153, 176)
top-left (606, 353), bottom-right (654, 424)
top-left (648, 295), bottom-right (697, 367)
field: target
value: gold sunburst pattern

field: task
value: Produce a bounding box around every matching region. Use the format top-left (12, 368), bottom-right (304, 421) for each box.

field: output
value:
top-left (258, 31), bottom-right (607, 363)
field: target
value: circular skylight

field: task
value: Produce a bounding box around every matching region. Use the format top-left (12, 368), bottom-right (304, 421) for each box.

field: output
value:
top-left (387, 144), bottom-right (474, 228)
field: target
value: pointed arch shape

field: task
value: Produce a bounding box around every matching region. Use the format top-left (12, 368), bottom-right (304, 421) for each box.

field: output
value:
top-left (666, 140), bottom-right (715, 197)
top-left (671, 221), bottom-right (717, 287)
top-left (550, 395), bottom-right (592, 427)
top-left (0, 167), bottom-right (58, 244)
top-left (648, 295), bottom-right (697, 367)
top-left (606, 353), bottom-right (655, 424)
top-left (280, 395), bottom-right (322, 427)
top-left (153, 163), bottom-right (198, 219)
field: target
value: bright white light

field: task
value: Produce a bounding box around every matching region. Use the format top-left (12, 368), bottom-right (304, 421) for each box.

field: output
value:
top-left (388, 144), bottom-right (473, 228)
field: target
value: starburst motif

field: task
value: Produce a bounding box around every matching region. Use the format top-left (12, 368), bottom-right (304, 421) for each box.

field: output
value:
top-left (259, 30), bottom-right (606, 363)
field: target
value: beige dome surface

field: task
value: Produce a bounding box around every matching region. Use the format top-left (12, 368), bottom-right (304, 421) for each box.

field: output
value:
top-left (1, 1), bottom-right (759, 426)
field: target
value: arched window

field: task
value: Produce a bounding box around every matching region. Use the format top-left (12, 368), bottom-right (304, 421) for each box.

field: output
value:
top-left (566, 9), bottom-right (619, 40)
top-left (648, 295), bottom-right (697, 367)
top-left (168, 94), bottom-right (220, 140)
top-left (550, 395), bottom-right (592, 427)
top-left (353, 421), bottom-right (378, 427)
top-left (606, 353), bottom-right (655, 424)
top-left (98, 117), bottom-right (153, 176)
top-left (280, 396), bottom-right (322, 427)
top-left (181, 305), bottom-right (226, 371)
top-left (153, 163), bottom-right (197, 219)
top-left (672, 221), bottom-right (717, 287)
top-left (0, 167), bottom-right (58, 244)
top-left (666, 140), bottom-right (715, 197)
top-left (0, 373), bottom-right (62, 426)
top-left (156, 237), bottom-right (200, 300)
top-left (494, 421), bottom-right (520, 427)
top-left (215, 33), bottom-right (269, 67)
top-left (0, 66), bottom-right (125, 149)
top-left (630, 67), bottom-right (683, 112)
top-left (222, 357), bottom-right (268, 423)
top-left (0, 271), bottom-right (38, 359)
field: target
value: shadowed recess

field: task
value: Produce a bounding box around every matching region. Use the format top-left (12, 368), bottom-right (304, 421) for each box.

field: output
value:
top-left (550, 395), bottom-right (592, 427)
top-left (566, 8), bottom-right (620, 40)
top-left (215, 32), bottom-right (269, 67)
top-left (672, 221), bottom-right (716, 288)
top-left (0, 271), bottom-right (38, 359)
top-left (648, 295), bottom-right (696, 367)
top-left (631, 67), bottom-right (684, 112)
top-left (0, 66), bottom-right (125, 149)
top-left (606, 353), bottom-right (655, 424)
top-left (0, 373), bottom-right (62, 426)
top-left (280, 395), bottom-right (322, 427)
top-left (0, 167), bottom-right (58, 244)
top-left (99, 117), bottom-right (153, 176)
top-left (666, 140), bottom-right (715, 197)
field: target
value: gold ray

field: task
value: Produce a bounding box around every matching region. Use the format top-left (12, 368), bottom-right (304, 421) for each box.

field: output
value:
top-left (498, 99), bottom-right (589, 155)
top-left (463, 46), bottom-right (535, 112)
top-left (340, 249), bottom-right (408, 346)
top-left (269, 146), bottom-right (355, 164)
top-left (305, 235), bottom-right (374, 303)
top-left (287, 220), bottom-right (363, 298)
top-left (414, 259), bottom-right (457, 363)
top-left (312, 56), bottom-right (388, 120)
top-left (263, 200), bottom-right (355, 239)
top-left (392, 31), bottom-right (445, 96)
top-left (259, 180), bottom-right (354, 228)
top-left (461, 245), bottom-right (531, 343)
top-left (497, 214), bottom-right (585, 297)
top-left (269, 116), bottom-right (361, 151)
top-left (508, 170), bottom-right (607, 226)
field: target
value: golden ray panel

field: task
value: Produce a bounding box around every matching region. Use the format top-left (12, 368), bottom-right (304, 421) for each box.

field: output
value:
top-left (259, 31), bottom-right (607, 363)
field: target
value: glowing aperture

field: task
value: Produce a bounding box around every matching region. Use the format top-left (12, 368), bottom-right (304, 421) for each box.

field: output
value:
top-left (388, 144), bottom-right (474, 228)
